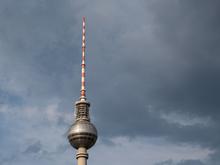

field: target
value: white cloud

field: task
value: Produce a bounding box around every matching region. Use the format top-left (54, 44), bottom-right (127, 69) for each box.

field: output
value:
top-left (160, 111), bottom-right (212, 126)
top-left (89, 137), bottom-right (212, 165)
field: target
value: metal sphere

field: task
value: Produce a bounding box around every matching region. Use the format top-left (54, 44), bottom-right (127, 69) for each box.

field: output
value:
top-left (68, 120), bottom-right (97, 149)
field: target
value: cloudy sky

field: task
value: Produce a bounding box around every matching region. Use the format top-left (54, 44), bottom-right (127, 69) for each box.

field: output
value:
top-left (0, 0), bottom-right (220, 165)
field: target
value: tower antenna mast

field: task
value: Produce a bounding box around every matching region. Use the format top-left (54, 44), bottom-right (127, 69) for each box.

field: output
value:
top-left (81, 16), bottom-right (86, 101)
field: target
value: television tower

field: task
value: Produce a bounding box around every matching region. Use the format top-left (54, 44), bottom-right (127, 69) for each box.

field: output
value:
top-left (68, 17), bottom-right (98, 165)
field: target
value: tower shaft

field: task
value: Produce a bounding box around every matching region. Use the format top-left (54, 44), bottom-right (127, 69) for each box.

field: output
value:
top-left (76, 147), bottom-right (88, 165)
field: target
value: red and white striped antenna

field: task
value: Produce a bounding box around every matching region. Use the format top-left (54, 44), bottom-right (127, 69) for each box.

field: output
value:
top-left (80, 16), bottom-right (86, 101)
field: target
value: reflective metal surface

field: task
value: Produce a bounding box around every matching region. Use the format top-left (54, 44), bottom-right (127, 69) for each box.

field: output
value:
top-left (68, 120), bottom-right (97, 149)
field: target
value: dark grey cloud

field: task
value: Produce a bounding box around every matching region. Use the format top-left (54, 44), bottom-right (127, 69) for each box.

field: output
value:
top-left (155, 160), bottom-right (173, 165)
top-left (23, 140), bottom-right (42, 154)
top-left (144, 0), bottom-right (220, 116)
top-left (89, 0), bottom-right (220, 147)
top-left (0, 0), bottom-right (80, 107)
top-left (177, 160), bottom-right (205, 165)
top-left (155, 159), bottom-right (205, 165)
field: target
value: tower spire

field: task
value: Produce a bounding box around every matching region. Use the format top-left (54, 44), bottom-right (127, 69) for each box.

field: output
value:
top-left (80, 16), bottom-right (86, 101)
